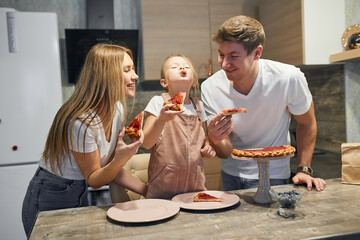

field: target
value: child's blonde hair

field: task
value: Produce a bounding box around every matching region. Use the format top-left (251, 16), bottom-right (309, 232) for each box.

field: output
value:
top-left (160, 54), bottom-right (199, 97)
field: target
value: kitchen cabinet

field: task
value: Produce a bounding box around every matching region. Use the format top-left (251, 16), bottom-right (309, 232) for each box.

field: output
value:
top-left (203, 156), bottom-right (222, 190)
top-left (259, 0), bottom-right (345, 66)
top-left (141, 0), bottom-right (211, 80)
top-left (208, 0), bottom-right (259, 73)
top-left (141, 0), bottom-right (259, 80)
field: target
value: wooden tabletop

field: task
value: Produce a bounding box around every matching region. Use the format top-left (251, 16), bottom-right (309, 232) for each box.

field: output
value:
top-left (30, 178), bottom-right (360, 239)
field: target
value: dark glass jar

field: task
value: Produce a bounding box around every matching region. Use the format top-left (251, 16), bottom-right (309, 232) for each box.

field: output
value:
top-left (347, 32), bottom-right (360, 49)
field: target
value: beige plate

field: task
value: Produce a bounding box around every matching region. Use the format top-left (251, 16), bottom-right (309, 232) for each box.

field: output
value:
top-left (172, 190), bottom-right (240, 210)
top-left (107, 199), bottom-right (180, 223)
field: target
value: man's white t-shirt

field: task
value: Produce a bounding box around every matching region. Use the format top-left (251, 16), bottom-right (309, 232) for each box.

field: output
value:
top-left (39, 102), bottom-right (124, 180)
top-left (201, 59), bottom-right (312, 179)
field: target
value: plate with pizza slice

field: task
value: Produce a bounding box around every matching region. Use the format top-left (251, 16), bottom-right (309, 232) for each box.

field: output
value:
top-left (231, 145), bottom-right (296, 161)
top-left (172, 190), bottom-right (240, 210)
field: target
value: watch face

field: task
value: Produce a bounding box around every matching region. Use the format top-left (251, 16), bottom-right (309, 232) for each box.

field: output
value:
top-left (305, 166), bottom-right (313, 174)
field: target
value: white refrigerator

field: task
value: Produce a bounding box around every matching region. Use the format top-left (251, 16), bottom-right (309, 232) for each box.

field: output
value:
top-left (0, 8), bottom-right (62, 239)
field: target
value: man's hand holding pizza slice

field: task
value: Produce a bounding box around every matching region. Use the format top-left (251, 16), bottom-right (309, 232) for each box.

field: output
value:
top-left (207, 108), bottom-right (247, 158)
top-left (207, 107), bottom-right (247, 144)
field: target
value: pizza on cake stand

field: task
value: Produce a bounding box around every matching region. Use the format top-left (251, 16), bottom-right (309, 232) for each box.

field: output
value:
top-left (231, 145), bottom-right (296, 204)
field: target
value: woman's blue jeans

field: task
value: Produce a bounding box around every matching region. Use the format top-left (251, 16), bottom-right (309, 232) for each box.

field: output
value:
top-left (22, 167), bottom-right (88, 238)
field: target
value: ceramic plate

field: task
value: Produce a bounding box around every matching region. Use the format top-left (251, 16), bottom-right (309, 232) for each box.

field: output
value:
top-left (107, 199), bottom-right (180, 223)
top-left (172, 190), bottom-right (240, 210)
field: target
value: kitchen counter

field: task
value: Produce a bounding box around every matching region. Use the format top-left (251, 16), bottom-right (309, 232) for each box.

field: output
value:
top-left (30, 178), bottom-right (360, 239)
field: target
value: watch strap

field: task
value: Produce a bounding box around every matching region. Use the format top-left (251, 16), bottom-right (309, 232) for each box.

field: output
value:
top-left (296, 166), bottom-right (313, 176)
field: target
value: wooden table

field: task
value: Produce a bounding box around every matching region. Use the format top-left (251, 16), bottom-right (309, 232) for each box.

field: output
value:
top-left (30, 178), bottom-right (360, 239)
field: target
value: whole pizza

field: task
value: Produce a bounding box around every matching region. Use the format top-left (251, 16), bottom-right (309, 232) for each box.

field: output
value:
top-left (232, 145), bottom-right (296, 158)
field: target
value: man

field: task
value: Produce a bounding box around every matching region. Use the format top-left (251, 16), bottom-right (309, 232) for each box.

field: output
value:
top-left (201, 15), bottom-right (326, 191)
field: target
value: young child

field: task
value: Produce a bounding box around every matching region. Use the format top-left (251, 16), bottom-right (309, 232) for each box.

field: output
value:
top-left (143, 54), bottom-right (216, 199)
top-left (22, 43), bottom-right (147, 238)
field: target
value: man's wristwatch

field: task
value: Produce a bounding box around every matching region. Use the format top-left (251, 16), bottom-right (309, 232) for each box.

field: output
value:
top-left (296, 166), bottom-right (313, 177)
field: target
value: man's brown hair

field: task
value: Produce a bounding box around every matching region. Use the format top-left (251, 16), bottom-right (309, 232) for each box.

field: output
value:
top-left (212, 15), bottom-right (265, 55)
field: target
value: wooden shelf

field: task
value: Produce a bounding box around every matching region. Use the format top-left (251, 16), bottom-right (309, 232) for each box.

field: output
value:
top-left (329, 48), bottom-right (360, 63)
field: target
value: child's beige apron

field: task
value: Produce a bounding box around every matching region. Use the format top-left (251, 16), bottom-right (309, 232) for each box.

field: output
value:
top-left (146, 93), bottom-right (207, 199)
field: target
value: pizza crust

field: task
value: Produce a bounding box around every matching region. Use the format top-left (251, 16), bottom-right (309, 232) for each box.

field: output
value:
top-left (125, 129), bottom-right (141, 138)
top-left (232, 145), bottom-right (296, 158)
top-left (163, 101), bottom-right (183, 111)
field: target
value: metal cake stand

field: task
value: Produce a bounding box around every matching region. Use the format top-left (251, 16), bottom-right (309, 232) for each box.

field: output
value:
top-left (231, 153), bottom-right (295, 204)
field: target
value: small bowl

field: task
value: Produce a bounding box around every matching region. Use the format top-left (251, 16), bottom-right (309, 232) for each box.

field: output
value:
top-left (272, 190), bottom-right (304, 218)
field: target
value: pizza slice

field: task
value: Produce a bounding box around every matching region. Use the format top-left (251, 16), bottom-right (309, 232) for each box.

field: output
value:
top-left (125, 111), bottom-right (144, 138)
top-left (163, 91), bottom-right (186, 111)
top-left (222, 107), bottom-right (247, 116)
top-left (193, 192), bottom-right (222, 202)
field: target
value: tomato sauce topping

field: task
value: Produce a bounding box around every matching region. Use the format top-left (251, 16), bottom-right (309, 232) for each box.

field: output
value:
top-left (197, 193), bottom-right (218, 199)
top-left (244, 146), bottom-right (287, 153)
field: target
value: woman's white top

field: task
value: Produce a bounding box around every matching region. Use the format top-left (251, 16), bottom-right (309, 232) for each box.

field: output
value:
top-left (39, 102), bottom-right (124, 180)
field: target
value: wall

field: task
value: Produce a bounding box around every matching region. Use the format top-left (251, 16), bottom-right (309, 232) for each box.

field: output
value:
top-left (344, 0), bottom-right (360, 143)
top-left (289, 0), bottom-right (360, 153)
top-left (0, 0), bottom-right (142, 102)
top-left (293, 65), bottom-right (346, 154)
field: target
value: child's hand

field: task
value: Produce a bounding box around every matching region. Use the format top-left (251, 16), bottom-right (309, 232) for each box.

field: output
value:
top-left (158, 103), bottom-right (184, 122)
top-left (201, 144), bottom-right (216, 158)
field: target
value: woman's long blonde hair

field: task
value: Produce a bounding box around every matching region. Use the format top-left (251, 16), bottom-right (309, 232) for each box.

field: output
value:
top-left (43, 43), bottom-right (134, 174)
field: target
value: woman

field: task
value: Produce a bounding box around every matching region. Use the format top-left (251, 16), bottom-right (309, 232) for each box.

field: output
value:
top-left (22, 43), bottom-right (146, 238)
